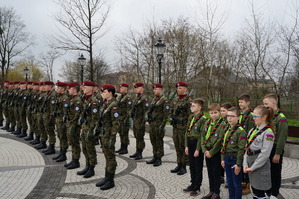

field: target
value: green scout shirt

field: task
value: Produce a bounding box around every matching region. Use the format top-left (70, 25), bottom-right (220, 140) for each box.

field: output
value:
top-left (221, 125), bottom-right (247, 166)
top-left (184, 113), bottom-right (206, 151)
top-left (170, 95), bottom-right (192, 130)
top-left (273, 109), bottom-right (288, 155)
top-left (147, 95), bottom-right (170, 127)
top-left (201, 118), bottom-right (226, 157)
top-left (100, 98), bottom-right (120, 137)
top-left (239, 108), bottom-right (255, 133)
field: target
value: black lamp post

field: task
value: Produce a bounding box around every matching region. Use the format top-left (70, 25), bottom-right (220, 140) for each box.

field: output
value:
top-left (78, 54), bottom-right (86, 82)
top-left (23, 66), bottom-right (29, 82)
top-left (154, 38), bottom-right (166, 84)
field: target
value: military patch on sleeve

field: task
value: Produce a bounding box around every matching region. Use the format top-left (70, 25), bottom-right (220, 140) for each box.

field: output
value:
top-left (51, 100), bottom-right (55, 104)
top-left (92, 103), bottom-right (97, 106)
top-left (280, 119), bottom-right (287, 123)
top-left (24, 96), bottom-right (27, 100)
top-left (75, 107), bottom-right (79, 111)
top-left (114, 113), bottom-right (119, 118)
top-left (128, 101), bottom-right (132, 105)
top-left (64, 104), bottom-right (68, 108)
top-left (76, 102), bottom-right (81, 104)
top-left (145, 103), bottom-right (149, 107)
top-left (113, 107), bottom-right (118, 110)
top-left (165, 105), bottom-right (170, 110)
top-left (240, 136), bottom-right (247, 140)
top-left (266, 134), bottom-right (274, 142)
top-left (93, 108), bottom-right (98, 113)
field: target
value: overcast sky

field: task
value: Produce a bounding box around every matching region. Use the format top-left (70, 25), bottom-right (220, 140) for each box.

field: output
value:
top-left (1, 0), bottom-right (295, 81)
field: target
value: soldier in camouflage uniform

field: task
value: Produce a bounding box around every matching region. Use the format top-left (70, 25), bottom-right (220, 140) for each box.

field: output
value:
top-left (170, 81), bottom-right (191, 175)
top-left (29, 82), bottom-right (41, 145)
top-left (12, 82), bottom-right (22, 135)
top-left (146, 84), bottom-right (170, 167)
top-left (129, 83), bottom-right (149, 160)
top-left (24, 82), bottom-right (35, 141)
top-left (9, 82), bottom-right (19, 134)
top-left (63, 82), bottom-right (83, 170)
top-left (77, 81), bottom-right (101, 178)
top-left (5, 82), bottom-right (16, 132)
top-left (0, 82), bottom-right (4, 126)
top-left (95, 84), bottom-right (120, 190)
top-left (115, 83), bottom-right (132, 155)
top-left (52, 82), bottom-right (69, 162)
top-left (16, 82), bottom-right (29, 138)
top-left (0, 81), bottom-right (10, 129)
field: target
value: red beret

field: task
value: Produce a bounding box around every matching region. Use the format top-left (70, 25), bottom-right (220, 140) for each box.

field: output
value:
top-left (82, 81), bottom-right (96, 87)
top-left (9, 82), bottom-right (14, 85)
top-left (3, 80), bottom-right (9, 83)
top-left (153, 83), bottom-right (163, 89)
top-left (120, 83), bottom-right (129, 88)
top-left (27, 81), bottom-right (33, 84)
top-left (56, 82), bottom-right (68, 87)
top-left (176, 81), bottom-right (188, 87)
top-left (33, 82), bottom-right (40, 85)
top-left (20, 82), bottom-right (27, 85)
top-left (43, 81), bottom-right (54, 86)
top-left (68, 82), bottom-right (80, 88)
top-left (14, 81), bottom-right (20, 84)
top-left (94, 83), bottom-right (99, 87)
top-left (134, 82), bottom-right (144, 88)
top-left (101, 84), bottom-right (115, 91)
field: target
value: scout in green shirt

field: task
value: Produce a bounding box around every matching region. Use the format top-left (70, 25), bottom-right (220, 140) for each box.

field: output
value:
top-left (183, 98), bottom-right (206, 197)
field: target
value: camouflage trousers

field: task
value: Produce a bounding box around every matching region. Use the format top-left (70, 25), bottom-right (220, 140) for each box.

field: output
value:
top-left (173, 127), bottom-right (188, 165)
top-left (118, 117), bottom-right (130, 145)
top-left (26, 109), bottom-right (33, 132)
top-left (132, 120), bottom-right (145, 150)
top-left (56, 119), bottom-right (68, 150)
top-left (43, 114), bottom-right (56, 145)
top-left (101, 134), bottom-right (117, 174)
top-left (19, 108), bottom-right (28, 131)
top-left (0, 104), bottom-right (3, 121)
top-left (14, 106), bottom-right (20, 128)
top-left (3, 105), bottom-right (10, 124)
top-left (81, 124), bottom-right (97, 166)
top-left (37, 112), bottom-right (47, 140)
top-left (149, 124), bottom-right (165, 158)
top-left (67, 123), bottom-right (81, 159)
top-left (31, 111), bottom-right (39, 135)
top-left (9, 106), bottom-right (16, 126)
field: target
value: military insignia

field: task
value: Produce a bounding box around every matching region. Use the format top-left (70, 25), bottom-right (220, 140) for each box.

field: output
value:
top-left (76, 102), bottom-right (81, 104)
top-left (194, 126), bottom-right (198, 130)
top-left (145, 103), bottom-right (149, 107)
top-left (114, 113), bottom-right (119, 118)
top-left (280, 119), bottom-right (287, 123)
top-left (266, 134), bottom-right (274, 141)
top-left (93, 109), bottom-right (98, 113)
top-left (165, 105), bottom-right (170, 110)
top-left (24, 97), bottom-right (26, 99)
top-left (51, 100), bottom-right (55, 104)
top-left (98, 100), bottom-right (101, 103)
top-left (113, 107), bottom-right (118, 110)
top-left (75, 107), bottom-right (79, 111)
top-left (214, 134), bottom-right (218, 137)
top-left (230, 141), bottom-right (234, 144)
top-left (64, 104), bottom-right (68, 107)
top-left (128, 101), bottom-right (132, 105)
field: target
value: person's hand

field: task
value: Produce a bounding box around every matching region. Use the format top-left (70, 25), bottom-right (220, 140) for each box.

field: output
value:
top-left (221, 161), bottom-right (225, 168)
top-left (185, 147), bottom-right (189, 155)
top-left (205, 151), bottom-right (212, 158)
top-left (231, 164), bottom-right (241, 175)
top-left (194, 150), bottom-right (199, 157)
top-left (272, 154), bottom-right (280, 163)
top-left (243, 165), bottom-right (249, 173)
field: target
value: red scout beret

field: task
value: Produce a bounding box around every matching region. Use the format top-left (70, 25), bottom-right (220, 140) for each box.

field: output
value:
top-left (56, 82), bottom-right (68, 87)
top-left (120, 83), bottom-right (129, 88)
top-left (14, 81), bottom-right (20, 84)
top-left (20, 82), bottom-right (26, 85)
top-left (153, 83), bottom-right (163, 89)
top-left (27, 81), bottom-right (33, 84)
top-left (82, 81), bottom-right (96, 87)
top-left (68, 82), bottom-right (80, 88)
top-left (9, 82), bottom-right (14, 85)
top-left (32, 82), bottom-right (40, 85)
top-left (3, 80), bottom-right (9, 83)
top-left (43, 81), bottom-right (54, 86)
top-left (101, 84), bottom-right (115, 91)
top-left (176, 81), bottom-right (188, 87)
top-left (94, 83), bottom-right (99, 87)
top-left (134, 82), bottom-right (144, 88)
top-left (39, 82), bottom-right (44, 86)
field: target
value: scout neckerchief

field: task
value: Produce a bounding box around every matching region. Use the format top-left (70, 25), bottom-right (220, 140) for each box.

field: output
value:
top-left (204, 117), bottom-right (223, 144)
top-left (221, 124), bottom-right (241, 154)
top-left (187, 113), bottom-right (204, 135)
top-left (244, 125), bottom-right (271, 154)
top-left (273, 109), bottom-right (282, 119)
top-left (239, 109), bottom-right (253, 125)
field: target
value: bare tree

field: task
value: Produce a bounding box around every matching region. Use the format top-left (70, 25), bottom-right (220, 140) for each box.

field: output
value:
top-left (39, 49), bottom-right (61, 81)
top-left (0, 7), bottom-right (34, 80)
top-left (50, 0), bottom-right (110, 81)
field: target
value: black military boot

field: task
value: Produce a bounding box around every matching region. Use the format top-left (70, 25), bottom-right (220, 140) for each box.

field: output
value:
top-left (177, 164), bottom-right (187, 175)
top-left (52, 149), bottom-right (62, 160)
top-left (64, 158), bottom-right (74, 167)
top-left (67, 159), bottom-right (80, 169)
top-left (13, 127), bottom-right (21, 135)
top-left (56, 150), bottom-right (67, 162)
top-left (24, 132), bottom-right (34, 141)
top-left (35, 141), bottom-right (47, 150)
top-left (100, 172), bottom-right (115, 190)
top-left (129, 149), bottom-right (138, 158)
top-left (96, 171), bottom-right (108, 187)
top-left (30, 136), bottom-right (40, 145)
top-left (146, 156), bottom-right (157, 164)
top-left (115, 144), bottom-right (123, 153)
top-left (8, 125), bottom-right (15, 132)
top-left (171, 164), bottom-right (181, 173)
top-left (18, 129), bottom-right (27, 138)
top-left (135, 149), bottom-right (143, 160)
top-left (42, 145), bottom-right (50, 153)
top-left (118, 144), bottom-right (128, 155)
top-left (44, 144), bottom-right (55, 155)
top-left (77, 164), bottom-right (90, 175)
top-left (84, 165), bottom-right (95, 178)
top-left (0, 119), bottom-right (3, 127)
top-left (153, 157), bottom-right (162, 167)
top-left (1, 123), bottom-right (9, 130)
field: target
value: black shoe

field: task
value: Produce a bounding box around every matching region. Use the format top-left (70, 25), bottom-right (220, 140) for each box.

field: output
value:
top-left (56, 151), bottom-right (67, 162)
top-left (64, 159), bottom-right (74, 167)
top-left (77, 165), bottom-right (90, 175)
top-left (44, 144), bottom-right (55, 155)
top-left (96, 177), bottom-right (108, 187)
top-left (129, 150), bottom-right (138, 158)
top-left (83, 166), bottom-right (95, 178)
top-left (202, 192), bottom-right (213, 199)
top-left (0, 119), bottom-right (4, 127)
top-left (146, 157), bottom-right (157, 164)
top-left (171, 164), bottom-right (181, 173)
top-left (153, 158), bottom-right (162, 167)
top-left (1, 124), bottom-right (9, 130)
top-left (30, 136), bottom-right (41, 145)
top-left (67, 159), bottom-right (80, 169)
top-left (24, 132), bottom-right (34, 141)
top-left (8, 126), bottom-right (15, 132)
top-left (35, 141), bottom-right (47, 149)
top-left (17, 130), bottom-right (27, 138)
top-left (115, 145), bottom-right (123, 153)
top-left (135, 149), bottom-right (143, 160)
top-left (52, 150), bottom-right (62, 160)
top-left (183, 185), bottom-right (193, 192)
top-left (13, 127), bottom-right (21, 135)
top-left (100, 180), bottom-right (115, 190)
top-left (190, 190), bottom-right (200, 196)
top-left (118, 144), bottom-right (128, 154)
top-left (177, 165), bottom-right (187, 175)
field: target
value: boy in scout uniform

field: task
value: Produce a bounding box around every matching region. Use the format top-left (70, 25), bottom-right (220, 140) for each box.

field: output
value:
top-left (263, 94), bottom-right (288, 199)
top-left (95, 84), bottom-right (120, 190)
top-left (129, 83), bottom-right (149, 160)
top-left (64, 82), bottom-right (83, 170)
top-left (183, 98), bottom-right (206, 196)
top-left (115, 83), bottom-right (132, 155)
top-left (221, 107), bottom-right (247, 199)
top-left (170, 81), bottom-right (191, 175)
top-left (146, 83), bottom-right (170, 166)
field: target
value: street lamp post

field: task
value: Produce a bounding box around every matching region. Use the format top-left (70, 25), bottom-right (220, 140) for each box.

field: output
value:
top-left (154, 38), bottom-right (166, 84)
top-left (23, 66), bottom-right (29, 82)
top-left (78, 54), bottom-right (87, 82)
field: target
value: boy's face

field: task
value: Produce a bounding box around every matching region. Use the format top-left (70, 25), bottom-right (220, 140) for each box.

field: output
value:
top-left (191, 102), bottom-right (201, 113)
top-left (263, 98), bottom-right (276, 109)
top-left (101, 89), bottom-right (112, 99)
top-left (220, 107), bottom-right (228, 118)
top-left (209, 110), bottom-right (220, 121)
top-left (227, 111), bottom-right (239, 126)
top-left (238, 99), bottom-right (250, 110)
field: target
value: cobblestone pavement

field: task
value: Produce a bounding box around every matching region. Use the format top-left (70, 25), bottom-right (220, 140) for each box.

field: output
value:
top-left (0, 129), bottom-right (299, 199)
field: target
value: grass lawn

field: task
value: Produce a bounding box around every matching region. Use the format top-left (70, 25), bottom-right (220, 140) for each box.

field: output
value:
top-left (288, 119), bottom-right (299, 127)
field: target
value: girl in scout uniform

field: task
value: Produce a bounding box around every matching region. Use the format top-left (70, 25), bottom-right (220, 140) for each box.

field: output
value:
top-left (221, 107), bottom-right (247, 199)
top-left (243, 105), bottom-right (275, 199)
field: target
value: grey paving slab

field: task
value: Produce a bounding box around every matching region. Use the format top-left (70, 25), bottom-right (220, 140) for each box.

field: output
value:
top-left (0, 128), bottom-right (299, 199)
